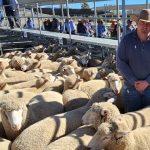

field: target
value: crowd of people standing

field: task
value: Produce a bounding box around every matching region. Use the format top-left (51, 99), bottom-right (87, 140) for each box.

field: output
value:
top-left (0, 0), bottom-right (137, 39)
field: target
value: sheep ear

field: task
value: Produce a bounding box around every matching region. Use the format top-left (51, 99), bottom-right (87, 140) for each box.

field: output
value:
top-left (107, 98), bottom-right (116, 103)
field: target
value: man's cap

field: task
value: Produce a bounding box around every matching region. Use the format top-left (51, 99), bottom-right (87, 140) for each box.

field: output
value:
top-left (139, 9), bottom-right (150, 22)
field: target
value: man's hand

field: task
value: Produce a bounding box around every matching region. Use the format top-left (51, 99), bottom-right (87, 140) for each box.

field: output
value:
top-left (134, 80), bottom-right (149, 92)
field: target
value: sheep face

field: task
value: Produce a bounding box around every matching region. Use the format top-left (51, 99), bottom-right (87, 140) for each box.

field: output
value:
top-left (88, 122), bottom-right (112, 150)
top-left (60, 65), bottom-right (75, 76)
top-left (21, 61), bottom-right (30, 72)
top-left (5, 109), bottom-right (23, 131)
top-left (82, 102), bottom-right (120, 129)
top-left (1, 101), bottom-right (25, 131)
top-left (106, 73), bottom-right (123, 94)
top-left (88, 119), bottom-right (130, 150)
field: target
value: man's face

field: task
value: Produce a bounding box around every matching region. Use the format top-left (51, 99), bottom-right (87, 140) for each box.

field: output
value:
top-left (138, 20), bottom-right (150, 35)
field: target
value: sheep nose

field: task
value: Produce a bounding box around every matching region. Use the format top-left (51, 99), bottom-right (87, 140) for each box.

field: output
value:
top-left (11, 124), bottom-right (21, 131)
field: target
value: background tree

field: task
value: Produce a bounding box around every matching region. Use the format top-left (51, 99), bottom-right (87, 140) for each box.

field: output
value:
top-left (81, 2), bottom-right (90, 9)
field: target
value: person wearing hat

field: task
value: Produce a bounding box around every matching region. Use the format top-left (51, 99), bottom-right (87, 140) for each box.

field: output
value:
top-left (126, 19), bottom-right (135, 34)
top-left (116, 9), bottom-right (150, 112)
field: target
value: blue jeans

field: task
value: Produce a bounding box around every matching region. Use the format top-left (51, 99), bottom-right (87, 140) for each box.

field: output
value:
top-left (123, 86), bottom-right (150, 112)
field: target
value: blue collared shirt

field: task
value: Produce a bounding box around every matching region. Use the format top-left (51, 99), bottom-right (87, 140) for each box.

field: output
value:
top-left (116, 30), bottom-right (150, 87)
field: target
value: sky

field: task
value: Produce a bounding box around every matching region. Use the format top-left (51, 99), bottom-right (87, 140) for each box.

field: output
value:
top-left (42, 0), bottom-right (148, 8)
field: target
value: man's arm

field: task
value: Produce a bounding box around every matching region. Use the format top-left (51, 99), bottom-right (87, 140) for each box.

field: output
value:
top-left (116, 36), bottom-right (137, 85)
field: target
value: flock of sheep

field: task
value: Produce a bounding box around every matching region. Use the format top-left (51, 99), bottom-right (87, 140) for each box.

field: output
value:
top-left (0, 43), bottom-right (149, 150)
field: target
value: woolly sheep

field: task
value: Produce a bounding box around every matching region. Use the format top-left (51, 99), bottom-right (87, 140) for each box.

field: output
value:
top-left (62, 89), bottom-right (89, 111)
top-left (82, 101), bottom-right (120, 129)
top-left (64, 72), bottom-right (123, 98)
top-left (62, 65), bottom-right (98, 81)
top-left (9, 56), bottom-right (26, 70)
top-left (63, 74), bottom-right (83, 91)
top-left (58, 57), bottom-right (80, 72)
top-left (45, 125), bottom-right (96, 150)
top-left (21, 59), bottom-right (60, 72)
top-left (82, 102), bottom-right (150, 130)
top-left (1, 91), bottom-right (64, 140)
top-left (88, 120), bottom-right (150, 150)
top-left (26, 45), bottom-right (44, 53)
top-left (3, 74), bottom-right (56, 90)
top-left (11, 88), bottom-right (117, 150)
top-left (0, 77), bottom-right (51, 104)
top-left (59, 65), bottom-right (75, 77)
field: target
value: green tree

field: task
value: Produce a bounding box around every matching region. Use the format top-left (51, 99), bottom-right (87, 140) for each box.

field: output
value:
top-left (81, 2), bottom-right (90, 9)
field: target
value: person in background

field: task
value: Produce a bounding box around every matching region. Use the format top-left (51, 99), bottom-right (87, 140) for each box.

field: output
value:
top-left (116, 9), bottom-right (150, 112)
top-left (2, 0), bottom-right (20, 29)
top-left (126, 19), bottom-right (135, 34)
top-left (77, 19), bottom-right (88, 36)
top-left (51, 18), bottom-right (60, 32)
top-left (24, 17), bottom-right (34, 29)
top-left (0, 0), bottom-right (4, 26)
top-left (63, 18), bottom-right (76, 34)
top-left (110, 19), bottom-right (116, 38)
top-left (97, 19), bottom-right (107, 38)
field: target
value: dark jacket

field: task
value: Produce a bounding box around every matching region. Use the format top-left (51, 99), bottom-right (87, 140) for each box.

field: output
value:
top-left (116, 30), bottom-right (150, 87)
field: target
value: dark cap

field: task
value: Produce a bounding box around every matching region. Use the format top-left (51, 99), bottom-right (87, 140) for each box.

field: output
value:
top-left (139, 9), bottom-right (150, 22)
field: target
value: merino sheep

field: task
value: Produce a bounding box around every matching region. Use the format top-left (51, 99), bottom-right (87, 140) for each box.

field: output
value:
top-left (21, 59), bottom-right (60, 72)
top-left (26, 45), bottom-right (44, 53)
top-left (9, 56), bottom-right (26, 70)
top-left (82, 101), bottom-right (120, 129)
top-left (62, 89), bottom-right (89, 111)
top-left (88, 120), bottom-right (150, 150)
top-left (63, 72), bottom-right (123, 99)
top-left (82, 102), bottom-right (150, 130)
top-left (1, 91), bottom-right (64, 140)
top-left (45, 125), bottom-right (96, 150)
top-left (11, 88), bottom-right (117, 150)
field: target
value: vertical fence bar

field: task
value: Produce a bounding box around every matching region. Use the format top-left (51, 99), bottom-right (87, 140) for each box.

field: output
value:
top-left (39, 5), bottom-right (44, 30)
top-left (23, 6), bottom-right (27, 28)
top-left (66, 0), bottom-right (71, 42)
top-left (36, 3), bottom-right (41, 35)
top-left (94, 0), bottom-right (98, 37)
top-left (146, 0), bottom-right (149, 9)
top-left (31, 7), bottom-right (35, 29)
top-left (116, 0), bottom-right (120, 43)
top-left (122, 0), bottom-right (126, 37)
top-left (52, 5), bottom-right (55, 16)
top-left (17, 4), bottom-right (23, 31)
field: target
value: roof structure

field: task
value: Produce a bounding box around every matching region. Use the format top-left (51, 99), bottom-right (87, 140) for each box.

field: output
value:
top-left (17, 0), bottom-right (108, 5)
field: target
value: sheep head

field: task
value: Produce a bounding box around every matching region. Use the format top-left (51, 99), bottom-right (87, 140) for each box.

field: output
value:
top-left (88, 118), bottom-right (130, 150)
top-left (21, 59), bottom-right (39, 72)
top-left (82, 102), bottom-right (120, 129)
top-left (60, 65), bottom-right (75, 76)
top-left (9, 56), bottom-right (26, 70)
top-left (106, 73), bottom-right (123, 94)
top-left (0, 100), bottom-right (26, 131)
top-left (88, 122), bottom-right (112, 150)
top-left (82, 68), bottom-right (98, 81)
top-left (64, 74), bottom-right (83, 91)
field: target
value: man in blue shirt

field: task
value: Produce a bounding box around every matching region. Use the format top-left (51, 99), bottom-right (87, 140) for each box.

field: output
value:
top-left (117, 9), bottom-right (150, 112)
top-left (2, 0), bottom-right (20, 29)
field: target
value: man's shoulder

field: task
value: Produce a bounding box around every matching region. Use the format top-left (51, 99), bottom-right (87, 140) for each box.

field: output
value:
top-left (123, 30), bottom-right (136, 40)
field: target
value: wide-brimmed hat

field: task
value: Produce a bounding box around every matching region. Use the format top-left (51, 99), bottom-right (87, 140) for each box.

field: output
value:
top-left (139, 9), bottom-right (150, 22)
